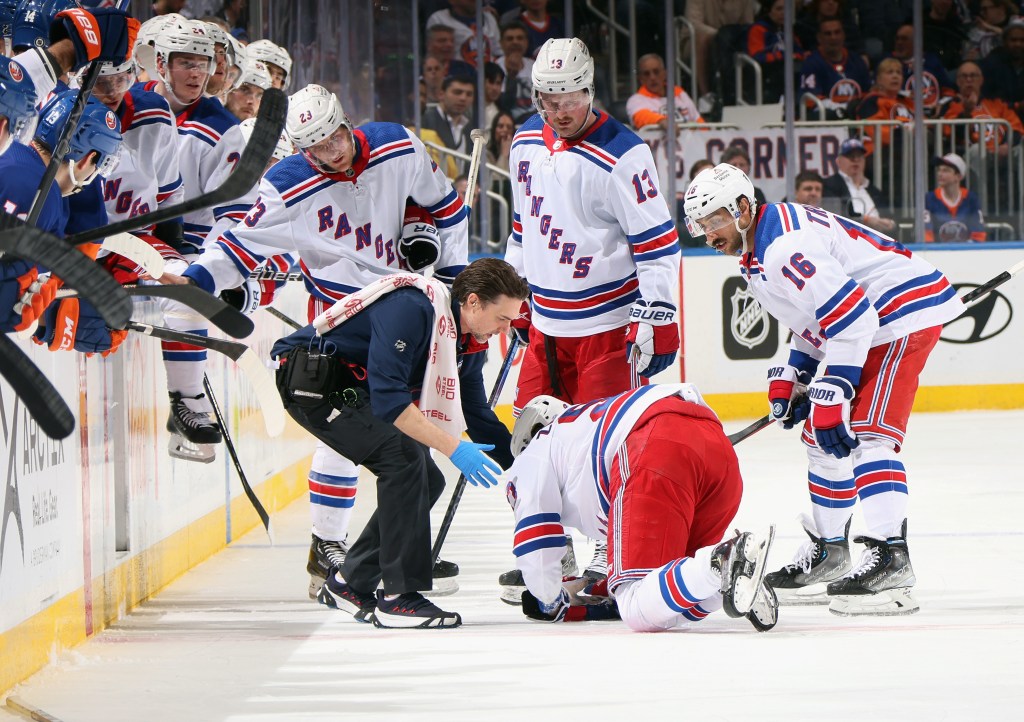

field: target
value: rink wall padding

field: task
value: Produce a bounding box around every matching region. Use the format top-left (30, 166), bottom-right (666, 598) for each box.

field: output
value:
top-left (0, 290), bottom-right (312, 695)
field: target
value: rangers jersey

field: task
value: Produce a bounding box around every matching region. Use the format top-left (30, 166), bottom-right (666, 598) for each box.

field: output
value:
top-left (507, 383), bottom-right (712, 604)
top-left (189, 122), bottom-right (468, 300)
top-left (505, 111), bottom-right (680, 337)
top-left (742, 202), bottom-right (963, 371)
top-left (102, 83), bottom-right (183, 228)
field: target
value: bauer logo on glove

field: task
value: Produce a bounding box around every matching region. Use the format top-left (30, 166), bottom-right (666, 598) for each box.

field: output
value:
top-left (398, 202), bottom-right (440, 271)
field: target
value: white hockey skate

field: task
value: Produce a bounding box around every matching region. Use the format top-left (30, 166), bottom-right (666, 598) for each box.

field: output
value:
top-left (712, 525), bottom-right (776, 618)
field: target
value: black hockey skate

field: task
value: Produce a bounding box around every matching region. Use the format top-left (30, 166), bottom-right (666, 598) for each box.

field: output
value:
top-left (317, 573), bottom-right (376, 622)
top-left (371, 591), bottom-right (462, 629)
top-left (765, 515), bottom-right (852, 605)
top-left (166, 391), bottom-right (222, 445)
top-left (582, 540), bottom-right (607, 582)
top-left (307, 533), bottom-right (349, 599)
top-left (711, 525), bottom-right (776, 618)
top-left (431, 558), bottom-right (460, 596)
top-left (827, 521), bottom-right (919, 617)
top-left (498, 536), bottom-right (577, 605)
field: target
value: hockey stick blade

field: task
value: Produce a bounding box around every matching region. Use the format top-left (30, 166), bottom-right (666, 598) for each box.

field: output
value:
top-left (101, 233), bottom-right (166, 278)
top-left (59, 284), bottom-right (254, 338)
top-left (0, 335), bottom-right (75, 439)
top-left (728, 413), bottom-right (774, 446)
top-left (127, 322), bottom-right (285, 437)
top-left (264, 305), bottom-right (303, 330)
top-left (0, 215), bottom-right (132, 329)
top-left (65, 88), bottom-right (288, 247)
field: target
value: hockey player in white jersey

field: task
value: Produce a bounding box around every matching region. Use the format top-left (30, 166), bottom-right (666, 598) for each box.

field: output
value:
top-left (684, 163), bottom-right (964, 616)
top-left (244, 39), bottom-right (291, 90)
top-left (501, 37), bottom-right (681, 593)
top-left (144, 17), bottom-right (249, 450)
top-left (223, 55), bottom-right (271, 122)
top-left (177, 84), bottom-right (477, 601)
top-left (507, 386), bottom-right (778, 631)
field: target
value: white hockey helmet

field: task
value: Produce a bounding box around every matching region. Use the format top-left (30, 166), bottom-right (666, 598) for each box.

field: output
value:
top-left (234, 57), bottom-right (273, 91)
top-left (246, 39), bottom-right (292, 87)
top-left (532, 38), bottom-right (594, 98)
top-left (239, 117), bottom-right (293, 161)
top-left (682, 163), bottom-right (757, 237)
top-left (133, 13), bottom-right (184, 78)
top-left (511, 395), bottom-right (568, 458)
top-left (153, 18), bottom-right (217, 71)
top-left (285, 84), bottom-right (351, 150)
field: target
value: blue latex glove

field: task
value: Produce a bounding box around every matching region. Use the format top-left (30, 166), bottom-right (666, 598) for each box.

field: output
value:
top-left (449, 440), bottom-right (502, 488)
top-left (808, 376), bottom-right (860, 458)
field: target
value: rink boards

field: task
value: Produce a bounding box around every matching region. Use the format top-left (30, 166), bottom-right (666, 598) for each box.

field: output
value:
top-left (2, 244), bottom-right (1022, 693)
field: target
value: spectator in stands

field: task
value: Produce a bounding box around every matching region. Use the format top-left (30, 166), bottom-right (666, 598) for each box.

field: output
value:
top-left (849, 58), bottom-right (914, 155)
top-left (689, 158), bottom-right (714, 179)
top-left (499, 0), bottom-right (565, 58)
top-left (626, 53), bottom-right (703, 132)
top-left (799, 16), bottom-right (872, 120)
top-left (427, 0), bottom-right (502, 69)
top-left (422, 75), bottom-right (476, 175)
top-left (849, 0), bottom-right (913, 65)
top-left (684, 0), bottom-right (756, 97)
top-left (792, 170), bottom-right (825, 205)
top-left (423, 55), bottom-right (447, 107)
top-left (426, 25), bottom-right (458, 74)
top-left (924, 0), bottom-right (969, 70)
top-left (483, 62), bottom-right (506, 132)
top-left (924, 152), bottom-right (986, 242)
top-left (153, 0), bottom-right (188, 14)
top-left (487, 110), bottom-right (515, 171)
top-left (496, 21), bottom-right (536, 123)
top-left (721, 145), bottom-right (768, 206)
top-left (215, 0), bottom-right (247, 41)
top-left (747, 0), bottom-right (808, 103)
top-left (980, 19), bottom-right (1024, 117)
top-left (795, 0), bottom-right (862, 53)
top-left (964, 0), bottom-right (1019, 61)
top-left (944, 60), bottom-right (1024, 155)
top-left (822, 138), bottom-right (896, 233)
top-left (889, 24), bottom-right (957, 117)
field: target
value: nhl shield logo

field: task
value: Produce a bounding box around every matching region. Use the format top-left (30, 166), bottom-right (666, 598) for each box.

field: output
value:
top-left (721, 277), bottom-right (778, 360)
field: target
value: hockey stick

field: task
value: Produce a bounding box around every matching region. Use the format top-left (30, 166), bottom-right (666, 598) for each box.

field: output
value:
top-left (464, 128), bottom-right (486, 210)
top-left (0, 216), bottom-right (132, 328)
top-left (101, 232), bottom-right (166, 278)
top-left (0, 335), bottom-right (75, 439)
top-left (203, 374), bottom-right (272, 540)
top-left (730, 261), bottom-right (1024, 446)
top-left (65, 88), bottom-right (288, 246)
top-left (431, 335), bottom-right (520, 563)
top-left (265, 305), bottom-right (302, 330)
top-left (58, 284), bottom-right (254, 338)
top-left (126, 321), bottom-right (286, 437)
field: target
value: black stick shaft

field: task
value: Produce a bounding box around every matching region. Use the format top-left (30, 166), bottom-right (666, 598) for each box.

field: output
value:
top-left (203, 374), bottom-right (271, 539)
top-left (431, 336), bottom-right (520, 562)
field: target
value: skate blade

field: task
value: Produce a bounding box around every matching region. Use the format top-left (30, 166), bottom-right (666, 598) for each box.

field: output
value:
top-left (308, 574), bottom-right (325, 601)
top-left (828, 587), bottom-right (920, 617)
top-left (430, 576), bottom-right (459, 597)
top-left (775, 583), bottom-right (832, 606)
top-left (726, 524), bottom-right (776, 617)
top-left (499, 586), bottom-right (525, 605)
top-left (167, 434), bottom-right (216, 463)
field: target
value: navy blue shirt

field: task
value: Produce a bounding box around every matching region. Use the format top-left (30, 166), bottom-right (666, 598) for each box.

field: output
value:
top-left (272, 287), bottom-right (514, 468)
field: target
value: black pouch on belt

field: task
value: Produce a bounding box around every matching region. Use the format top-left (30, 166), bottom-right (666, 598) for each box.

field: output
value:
top-left (280, 346), bottom-right (359, 410)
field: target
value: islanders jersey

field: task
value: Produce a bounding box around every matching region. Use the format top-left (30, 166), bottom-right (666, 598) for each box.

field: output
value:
top-left (506, 383), bottom-right (712, 604)
top-left (799, 49), bottom-right (871, 113)
top-left (0, 142), bottom-right (65, 236)
top-left (505, 111), bottom-right (680, 337)
top-left (924, 188), bottom-right (985, 243)
top-left (102, 84), bottom-right (183, 229)
top-left (742, 203), bottom-right (963, 371)
top-left (191, 122), bottom-right (468, 300)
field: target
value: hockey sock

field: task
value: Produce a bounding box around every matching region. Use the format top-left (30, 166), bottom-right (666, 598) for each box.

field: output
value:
top-left (806, 446), bottom-right (856, 539)
top-left (853, 441), bottom-right (908, 540)
top-left (160, 297), bottom-right (209, 397)
top-left (611, 547), bottom-right (720, 632)
top-left (309, 443), bottom-right (359, 540)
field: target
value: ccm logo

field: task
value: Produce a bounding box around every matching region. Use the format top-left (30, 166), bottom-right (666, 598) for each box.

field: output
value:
top-left (59, 316), bottom-right (75, 351)
top-left (629, 308), bottom-right (674, 322)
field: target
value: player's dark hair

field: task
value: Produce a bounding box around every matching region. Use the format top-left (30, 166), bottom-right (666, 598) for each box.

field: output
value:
top-left (452, 258), bottom-right (529, 306)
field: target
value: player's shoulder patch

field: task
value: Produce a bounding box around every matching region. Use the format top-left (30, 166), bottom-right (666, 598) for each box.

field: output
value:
top-left (264, 154), bottom-right (319, 195)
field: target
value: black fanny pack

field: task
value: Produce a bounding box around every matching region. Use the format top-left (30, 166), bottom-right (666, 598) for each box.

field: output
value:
top-left (279, 346), bottom-right (364, 410)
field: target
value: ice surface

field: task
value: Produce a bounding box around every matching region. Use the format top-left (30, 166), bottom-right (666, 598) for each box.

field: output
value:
top-left (5, 411), bottom-right (1024, 721)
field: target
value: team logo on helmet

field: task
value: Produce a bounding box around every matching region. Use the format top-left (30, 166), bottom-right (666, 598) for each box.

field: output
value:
top-left (729, 285), bottom-right (771, 350)
top-left (105, 111), bottom-right (117, 129)
top-left (8, 61), bottom-right (22, 82)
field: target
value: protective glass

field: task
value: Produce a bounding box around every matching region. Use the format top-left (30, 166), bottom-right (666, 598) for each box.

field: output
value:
top-left (170, 56), bottom-right (215, 75)
top-left (306, 126), bottom-right (351, 161)
top-left (8, 113), bottom-right (38, 147)
top-left (94, 70), bottom-right (135, 97)
top-left (683, 208), bottom-right (737, 237)
top-left (94, 145), bottom-right (122, 177)
top-left (534, 90), bottom-right (589, 116)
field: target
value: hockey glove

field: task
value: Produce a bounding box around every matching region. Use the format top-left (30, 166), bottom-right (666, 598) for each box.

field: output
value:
top-left (221, 277), bottom-right (276, 316)
top-left (449, 441), bottom-right (502, 488)
top-left (34, 297), bottom-right (127, 356)
top-left (1, 260), bottom-right (59, 333)
top-left (397, 203), bottom-right (440, 271)
top-left (625, 300), bottom-right (679, 377)
top-left (50, 7), bottom-right (140, 70)
top-left (808, 376), bottom-right (859, 458)
top-left (767, 350), bottom-right (818, 429)
top-left (522, 588), bottom-right (620, 622)
top-left (510, 299), bottom-right (531, 346)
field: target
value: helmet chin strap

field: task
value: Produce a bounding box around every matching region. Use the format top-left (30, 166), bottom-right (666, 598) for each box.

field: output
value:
top-left (734, 198), bottom-right (757, 251)
top-left (66, 157), bottom-right (99, 195)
